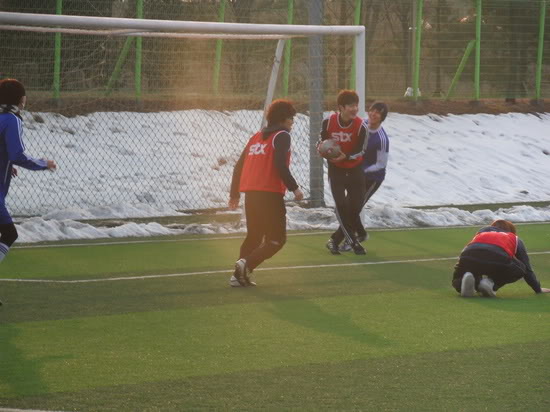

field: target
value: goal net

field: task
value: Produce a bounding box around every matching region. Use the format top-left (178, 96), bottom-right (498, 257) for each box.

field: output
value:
top-left (0, 11), bottom-right (365, 217)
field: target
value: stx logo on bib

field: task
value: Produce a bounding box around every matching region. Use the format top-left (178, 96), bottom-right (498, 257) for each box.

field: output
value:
top-left (331, 131), bottom-right (352, 142)
top-left (248, 143), bottom-right (267, 155)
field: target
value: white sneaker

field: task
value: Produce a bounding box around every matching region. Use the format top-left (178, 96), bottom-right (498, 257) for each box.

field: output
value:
top-left (460, 272), bottom-right (475, 297)
top-left (229, 275), bottom-right (256, 287)
top-left (478, 278), bottom-right (496, 297)
top-left (339, 241), bottom-right (352, 252)
top-left (229, 259), bottom-right (256, 287)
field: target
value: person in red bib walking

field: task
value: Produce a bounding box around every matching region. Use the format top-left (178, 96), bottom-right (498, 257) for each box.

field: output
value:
top-left (228, 99), bottom-right (303, 287)
top-left (452, 220), bottom-right (550, 297)
top-left (319, 90), bottom-right (367, 255)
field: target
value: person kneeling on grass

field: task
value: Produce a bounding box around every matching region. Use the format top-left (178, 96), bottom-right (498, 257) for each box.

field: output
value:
top-left (0, 79), bottom-right (57, 306)
top-left (228, 99), bottom-right (303, 287)
top-left (452, 219), bottom-right (550, 298)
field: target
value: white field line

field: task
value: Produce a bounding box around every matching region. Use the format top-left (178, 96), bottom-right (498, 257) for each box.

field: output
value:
top-left (2, 251), bottom-right (550, 284)
top-left (12, 230), bottom-right (332, 249)
top-left (0, 408), bottom-right (66, 412)
top-left (13, 221), bottom-right (547, 249)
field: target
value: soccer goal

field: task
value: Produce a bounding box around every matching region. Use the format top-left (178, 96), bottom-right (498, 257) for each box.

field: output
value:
top-left (0, 11), bottom-right (365, 216)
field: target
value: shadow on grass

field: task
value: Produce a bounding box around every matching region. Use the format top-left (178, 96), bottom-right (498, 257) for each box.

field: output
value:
top-left (460, 293), bottom-right (550, 313)
top-left (256, 290), bottom-right (390, 347)
top-left (0, 323), bottom-right (49, 398)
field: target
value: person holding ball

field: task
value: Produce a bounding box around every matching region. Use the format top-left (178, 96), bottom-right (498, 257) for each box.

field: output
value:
top-left (318, 90), bottom-right (367, 256)
top-left (0, 79), bottom-right (57, 306)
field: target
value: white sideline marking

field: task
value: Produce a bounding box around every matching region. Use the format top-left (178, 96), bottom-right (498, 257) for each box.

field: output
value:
top-left (15, 222), bottom-right (545, 249)
top-left (14, 231), bottom-right (332, 249)
top-left (0, 408), bottom-right (66, 412)
top-left (2, 251), bottom-right (550, 284)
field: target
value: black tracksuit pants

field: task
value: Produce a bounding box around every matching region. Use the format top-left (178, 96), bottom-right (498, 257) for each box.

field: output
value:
top-left (239, 191), bottom-right (286, 271)
top-left (328, 164), bottom-right (365, 245)
top-left (352, 178), bottom-right (383, 238)
top-left (451, 247), bottom-right (527, 293)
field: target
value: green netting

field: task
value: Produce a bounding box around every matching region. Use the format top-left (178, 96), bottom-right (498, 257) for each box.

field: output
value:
top-left (0, 0), bottom-right (548, 216)
top-left (2, 0), bottom-right (548, 104)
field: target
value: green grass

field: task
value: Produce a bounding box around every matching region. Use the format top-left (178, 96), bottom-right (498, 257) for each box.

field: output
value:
top-left (1, 224), bottom-right (549, 411)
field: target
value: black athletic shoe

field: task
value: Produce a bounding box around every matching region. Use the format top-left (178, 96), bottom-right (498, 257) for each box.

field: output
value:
top-left (352, 242), bottom-right (366, 255)
top-left (356, 232), bottom-right (369, 243)
top-left (326, 239), bottom-right (341, 255)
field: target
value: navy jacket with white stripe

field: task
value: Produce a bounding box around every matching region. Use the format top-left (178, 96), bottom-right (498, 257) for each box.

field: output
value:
top-left (361, 121), bottom-right (389, 182)
top-left (0, 112), bottom-right (47, 198)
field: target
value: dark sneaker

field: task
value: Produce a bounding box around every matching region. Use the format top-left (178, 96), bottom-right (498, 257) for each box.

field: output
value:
top-left (352, 242), bottom-right (366, 255)
top-left (357, 232), bottom-right (369, 243)
top-left (478, 277), bottom-right (496, 297)
top-left (339, 241), bottom-right (352, 252)
top-left (326, 239), bottom-right (341, 255)
top-left (460, 272), bottom-right (475, 297)
top-left (232, 258), bottom-right (253, 286)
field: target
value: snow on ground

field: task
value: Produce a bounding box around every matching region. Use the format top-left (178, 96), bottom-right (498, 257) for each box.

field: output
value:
top-left (9, 110), bottom-right (550, 243)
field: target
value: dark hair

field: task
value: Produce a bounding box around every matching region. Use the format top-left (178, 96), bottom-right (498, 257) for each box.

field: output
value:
top-left (491, 219), bottom-right (517, 234)
top-left (266, 99), bottom-right (296, 126)
top-left (337, 90), bottom-right (359, 108)
top-left (0, 79), bottom-right (26, 106)
top-left (369, 101), bottom-right (389, 122)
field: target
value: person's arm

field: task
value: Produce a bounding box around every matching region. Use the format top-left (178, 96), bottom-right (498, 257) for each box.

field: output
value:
top-left (5, 115), bottom-right (49, 170)
top-left (228, 145), bottom-right (247, 208)
top-left (319, 118), bottom-right (329, 142)
top-left (363, 131), bottom-right (389, 173)
top-left (316, 118), bottom-right (330, 155)
top-left (344, 122), bottom-right (367, 161)
top-left (516, 239), bottom-right (543, 293)
top-left (273, 131), bottom-right (299, 193)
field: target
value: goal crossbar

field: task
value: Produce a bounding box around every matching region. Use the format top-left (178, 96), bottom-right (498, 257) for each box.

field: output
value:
top-left (0, 11), bottom-right (366, 116)
top-left (0, 24), bottom-right (296, 40)
top-left (0, 12), bottom-right (364, 37)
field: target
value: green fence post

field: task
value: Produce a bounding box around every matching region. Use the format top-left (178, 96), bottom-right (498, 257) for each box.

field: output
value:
top-left (535, 0), bottom-right (547, 101)
top-left (474, 0), bottom-right (482, 101)
top-left (213, 0), bottom-right (227, 95)
top-left (445, 40), bottom-right (475, 100)
top-left (53, 0), bottom-right (62, 101)
top-left (349, 0), bottom-right (361, 90)
top-left (412, 0), bottom-right (423, 100)
top-left (135, 0), bottom-right (143, 101)
top-left (282, 0), bottom-right (294, 97)
top-left (105, 37), bottom-right (135, 96)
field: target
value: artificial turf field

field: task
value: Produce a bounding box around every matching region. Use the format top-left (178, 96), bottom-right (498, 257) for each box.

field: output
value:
top-left (0, 224), bottom-right (549, 411)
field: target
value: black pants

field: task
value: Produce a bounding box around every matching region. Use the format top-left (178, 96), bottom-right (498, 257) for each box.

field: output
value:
top-left (328, 165), bottom-right (365, 245)
top-left (0, 223), bottom-right (18, 248)
top-left (239, 191), bottom-right (286, 271)
top-left (352, 178), bottom-right (383, 238)
top-left (451, 248), bottom-right (526, 293)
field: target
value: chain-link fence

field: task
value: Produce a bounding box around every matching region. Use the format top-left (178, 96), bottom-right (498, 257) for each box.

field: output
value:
top-left (2, 0), bottom-right (548, 102)
top-left (0, 0), bottom-right (549, 216)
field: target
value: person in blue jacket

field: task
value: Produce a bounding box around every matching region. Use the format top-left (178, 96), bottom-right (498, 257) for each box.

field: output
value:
top-left (341, 101), bottom-right (389, 251)
top-left (0, 79), bottom-right (57, 306)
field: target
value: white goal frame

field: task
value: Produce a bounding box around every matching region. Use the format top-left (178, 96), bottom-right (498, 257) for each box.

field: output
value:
top-left (0, 11), bottom-right (366, 210)
top-left (0, 11), bottom-right (366, 117)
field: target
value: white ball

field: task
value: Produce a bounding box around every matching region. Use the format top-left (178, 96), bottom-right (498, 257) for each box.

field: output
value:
top-left (318, 139), bottom-right (342, 159)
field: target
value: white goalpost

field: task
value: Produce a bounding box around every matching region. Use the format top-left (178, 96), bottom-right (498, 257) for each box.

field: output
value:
top-left (0, 11), bottom-right (366, 116)
top-left (0, 11), bottom-right (366, 215)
